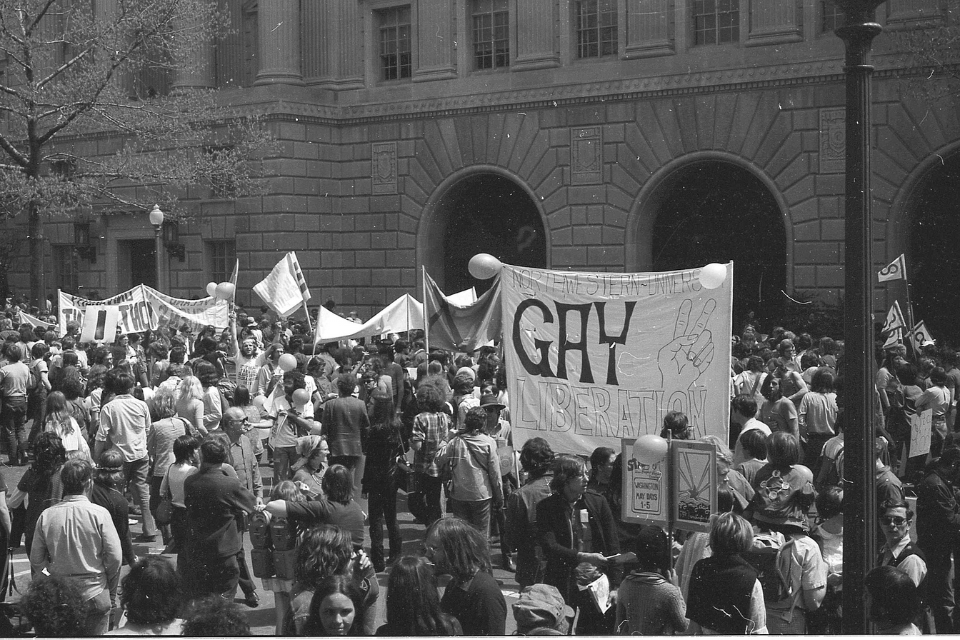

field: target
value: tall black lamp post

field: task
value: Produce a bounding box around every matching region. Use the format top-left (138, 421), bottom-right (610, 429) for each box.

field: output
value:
top-left (835, 0), bottom-right (885, 634)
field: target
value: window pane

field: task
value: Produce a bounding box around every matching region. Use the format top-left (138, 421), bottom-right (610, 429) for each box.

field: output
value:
top-left (472, 0), bottom-right (509, 69)
top-left (378, 6), bottom-right (412, 81)
top-left (576, 0), bottom-right (618, 58)
top-left (694, 0), bottom-right (738, 45)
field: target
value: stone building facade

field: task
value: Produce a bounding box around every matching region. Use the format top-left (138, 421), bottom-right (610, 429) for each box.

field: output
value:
top-left (28, 0), bottom-right (960, 339)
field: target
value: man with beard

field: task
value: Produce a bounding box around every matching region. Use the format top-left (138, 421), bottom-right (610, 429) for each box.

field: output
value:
top-left (228, 335), bottom-right (266, 392)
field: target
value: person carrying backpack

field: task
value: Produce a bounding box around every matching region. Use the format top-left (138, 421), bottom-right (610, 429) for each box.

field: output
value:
top-left (745, 431), bottom-right (826, 634)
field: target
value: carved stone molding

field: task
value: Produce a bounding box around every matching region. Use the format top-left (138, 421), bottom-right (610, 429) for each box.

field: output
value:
top-left (819, 107), bottom-right (846, 174)
top-left (372, 142), bottom-right (398, 194)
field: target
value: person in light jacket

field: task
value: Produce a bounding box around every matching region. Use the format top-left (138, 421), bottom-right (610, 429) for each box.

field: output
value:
top-left (435, 407), bottom-right (503, 535)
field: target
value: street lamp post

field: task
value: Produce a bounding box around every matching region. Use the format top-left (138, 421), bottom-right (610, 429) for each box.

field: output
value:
top-left (835, 0), bottom-right (885, 634)
top-left (148, 204), bottom-right (166, 293)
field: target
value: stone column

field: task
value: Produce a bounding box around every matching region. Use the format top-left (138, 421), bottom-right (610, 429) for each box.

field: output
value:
top-left (255, 0), bottom-right (304, 86)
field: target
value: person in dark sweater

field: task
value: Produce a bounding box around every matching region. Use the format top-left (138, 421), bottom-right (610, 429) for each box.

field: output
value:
top-left (264, 464), bottom-right (366, 549)
top-left (181, 438), bottom-right (257, 600)
top-left (424, 516), bottom-right (506, 636)
top-left (89, 449), bottom-right (136, 566)
top-left (916, 446), bottom-right (960, 633)
top-left (687, 512), bottom-right (767, 634)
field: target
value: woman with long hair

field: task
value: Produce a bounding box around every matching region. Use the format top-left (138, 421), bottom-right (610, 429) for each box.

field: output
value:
top-left (90, 449), bottom-right (136, 566)
top-left (285, 525), bottom-right (378, 636)
top-left (734, 355), bottom-right (768, 407)
top-left (423, 516), bottom-right (506, 635)
top-left (378, 555), bottom-right (462, 636)
top-left (302, 575), bottom-right (364, 636)
top-left (19, 432), bottom-right (66, 557)
top-left (361, 390), bottom-right (404, 572)
top-left (411, 381), bottom-right (451, 525)
top-left (262, 480), bottom-right (307, 634)
top-left (175, 375), bottom-right (206, 438)
top-left (43, 391), bottom-right (91, 461)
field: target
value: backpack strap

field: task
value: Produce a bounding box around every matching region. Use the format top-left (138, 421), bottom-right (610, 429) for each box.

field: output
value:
top-left (750, 372), bottom-right (764, 397)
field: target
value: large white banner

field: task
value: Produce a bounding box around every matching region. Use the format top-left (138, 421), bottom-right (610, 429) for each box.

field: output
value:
top-left (59, 285), bottom-right (230, 338)
top-left (502, 264), bottom-right (733, 458)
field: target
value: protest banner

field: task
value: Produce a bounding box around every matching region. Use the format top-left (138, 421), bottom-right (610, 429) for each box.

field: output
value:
top-left (59, 285), bottom-right (229, 338)
top-left (314, 294), bottom-right (424, 344)
top-left (253, 252), bottom-right (311, 318)
top-left (423, 268), bottom-right (502, 352)
top-left (502, 263), bottom-right (733, 458)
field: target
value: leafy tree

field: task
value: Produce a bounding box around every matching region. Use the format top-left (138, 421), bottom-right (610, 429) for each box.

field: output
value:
top-left (0, 0), bottom-right (274, 305)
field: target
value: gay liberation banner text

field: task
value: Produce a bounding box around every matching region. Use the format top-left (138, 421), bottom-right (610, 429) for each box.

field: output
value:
top-left (501, 264), bottom-right (733, 458)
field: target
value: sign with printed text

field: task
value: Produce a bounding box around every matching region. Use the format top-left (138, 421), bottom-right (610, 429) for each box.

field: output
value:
top-left (503, 264), bottom-right (733, 458)
top-left (621, 438), bottom-right (668, 528)
top-left (909, 408), bottom-right (933, 459)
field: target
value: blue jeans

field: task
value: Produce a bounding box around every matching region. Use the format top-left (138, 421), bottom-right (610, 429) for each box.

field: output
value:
top-left (450, 498), bottom-right (492, 535)
top-left (1, 396), bottom-right (27, 464)
top-left (124, 457), bottom-right (157, 536)
top-left (273, 446), bottom-right (298, 483)
top-left (83, 588), bottom-right (112, 636)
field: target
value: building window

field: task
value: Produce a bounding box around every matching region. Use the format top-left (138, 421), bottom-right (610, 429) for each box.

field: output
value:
top-left (53, 245), bottom-right (79, 294)
top-left (473, 0), bottom-right (509, 70)
top-left (576, 0), bottom-right (618, 58)
top-left (693, 0), bottom-right (739, 45)
top-left (207, 241), bottom-right (236, 283)
top-left (377, 6), bottom-right (412, 81)
top-left (821, 1), bottom-right (844, 33)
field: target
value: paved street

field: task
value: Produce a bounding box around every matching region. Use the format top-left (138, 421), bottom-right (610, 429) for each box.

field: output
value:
top-left (2, 459), bottom-right (522, 635)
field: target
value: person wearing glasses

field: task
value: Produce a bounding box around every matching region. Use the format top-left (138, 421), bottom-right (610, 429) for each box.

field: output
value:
top-left (878, 499), bottom-right (927, 588)
top-left (207, 406), bottom-right (264, 608)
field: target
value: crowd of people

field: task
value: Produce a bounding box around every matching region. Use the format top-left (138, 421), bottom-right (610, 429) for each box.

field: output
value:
top-left (0, 302), bottom-right (955, 635)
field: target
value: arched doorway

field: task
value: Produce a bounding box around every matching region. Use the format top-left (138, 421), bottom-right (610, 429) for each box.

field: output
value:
top-left (649, 161), bottom-right (787, 332)
top-left (908, 153), bottom-right (960, 346)
top-left (433, 173), bottom-right (547, 294)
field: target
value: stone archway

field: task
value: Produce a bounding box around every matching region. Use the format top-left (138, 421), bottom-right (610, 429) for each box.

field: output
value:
top-left (635, 159), bottom-right (788, 331)
top-left (906, 152), bottom-right (960, 346)
top-left (420, 170), bottom-right (547, 294)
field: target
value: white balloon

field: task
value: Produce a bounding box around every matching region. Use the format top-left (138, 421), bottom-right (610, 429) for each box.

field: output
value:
top-left (215, 282), bottom-right (236, 300)
top-left (205, 282), bottom-right (217, 297)
top-left (468, 253), bottom-right (503, 280)
top-left (632, 434), bottom-right (669, 466)
top-left (698, 263), bottom-right (728, 290)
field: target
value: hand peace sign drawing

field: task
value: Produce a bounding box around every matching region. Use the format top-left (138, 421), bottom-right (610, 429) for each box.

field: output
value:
top-left (658, 298), bottom-right (716, 389)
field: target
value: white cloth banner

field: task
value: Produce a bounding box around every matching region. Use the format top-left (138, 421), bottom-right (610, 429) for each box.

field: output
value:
top-left (253, 252), bottom-right (311, 318)
top-left (501, 264), bottom-right (733, 458)
top-left (446, 287), bottom-right (478, 306)
top-left (59, 286), bottom-right (229, 338)
top-left (314, 294), bottom-right (424, 343)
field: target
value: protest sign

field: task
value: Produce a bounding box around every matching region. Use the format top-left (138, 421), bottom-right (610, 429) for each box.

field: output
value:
top-left (502, 264), bottom-right (733, 458)
top-left (909, 408), bottom-right (933, 459)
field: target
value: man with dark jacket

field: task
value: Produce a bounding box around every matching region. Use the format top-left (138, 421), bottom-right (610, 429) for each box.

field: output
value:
top-left (506, 437), bottom-right (555, 587)
top-left (537, 454), bottom-right (620, 635)
top-left (916, 446), bottom-right (960, 633)
top-left (182, 438), bottom-right (257, 600)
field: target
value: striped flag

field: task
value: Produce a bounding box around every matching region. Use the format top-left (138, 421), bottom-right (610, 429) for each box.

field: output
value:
top-left (253, 252), bottom-right (312, 318)
top-left (882, 328), bottom-right (902, 351)
top-left (423, 269), bottom-right (502, 352)
top-left (880, 301), bottom-right (906, 335)
top-left (79, 305), bottom-right (121, 343)
top-left (878, 254), bottom-right (906, 283)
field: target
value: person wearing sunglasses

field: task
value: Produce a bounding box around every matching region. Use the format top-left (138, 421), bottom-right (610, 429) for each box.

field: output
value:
top-left (878, 499), bottom-right (926, 589)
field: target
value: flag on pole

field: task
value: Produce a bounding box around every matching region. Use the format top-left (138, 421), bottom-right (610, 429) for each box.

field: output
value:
top-left (79, 305), bottom-right (121, 343)
top-left (880, 301), bottom-right (906, 335)
top-left (882, 328), bottom-right (902, 351)
top-left (878, 254), bottom-right (906, 282)
top-left (908, 321), bottom-right (935, 353)
top-left (253, 252), bottom-right (312, 318)
top-left (423, 270), bottom-right (502, 352)
top-left (229, 258), bottom-right (239, 287)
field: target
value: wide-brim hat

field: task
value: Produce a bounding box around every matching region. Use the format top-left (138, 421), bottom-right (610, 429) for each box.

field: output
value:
top-left (479, 393), bottom-right (505, 411)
